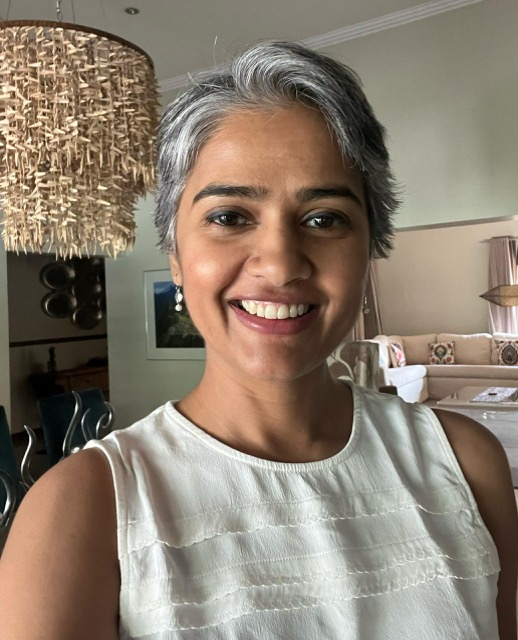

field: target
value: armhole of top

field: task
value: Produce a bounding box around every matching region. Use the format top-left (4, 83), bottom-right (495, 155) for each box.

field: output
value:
top-left (417, 403), bottom-right (491, 517)
top-left (84, 439), bottom-right (128, 565)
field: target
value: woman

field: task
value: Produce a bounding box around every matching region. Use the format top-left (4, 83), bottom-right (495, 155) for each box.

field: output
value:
top-left (0, 41), bottom-right (516, 639)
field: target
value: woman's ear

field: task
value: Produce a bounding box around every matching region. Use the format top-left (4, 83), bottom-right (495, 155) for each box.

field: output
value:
top-left (168, 254), bottom-right (182, 287)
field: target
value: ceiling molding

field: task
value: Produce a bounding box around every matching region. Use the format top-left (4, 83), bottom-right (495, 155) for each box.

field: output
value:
top-left (396, 215), bottom-right (518, 233)
top-left (159, 0), bottom-right (484, 93)
top-left (303, 0), bottom-right (483, 49)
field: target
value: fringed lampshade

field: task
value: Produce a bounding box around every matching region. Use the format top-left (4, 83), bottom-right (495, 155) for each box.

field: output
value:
top-left (0, 20), bottom-right (159, 257)
top-left (480, 285), bottom-right (518, 307)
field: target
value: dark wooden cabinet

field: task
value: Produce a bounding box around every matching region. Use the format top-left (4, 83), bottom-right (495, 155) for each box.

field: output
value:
top-left (54, 366), bottom-right (109, 398)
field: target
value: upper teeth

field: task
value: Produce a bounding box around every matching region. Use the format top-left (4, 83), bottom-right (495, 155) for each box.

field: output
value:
top-left (240, 300), bottom-right (309, 319)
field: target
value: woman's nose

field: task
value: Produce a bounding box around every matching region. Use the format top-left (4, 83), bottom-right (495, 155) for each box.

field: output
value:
top-left (245, 225), bottom-right (312, 287)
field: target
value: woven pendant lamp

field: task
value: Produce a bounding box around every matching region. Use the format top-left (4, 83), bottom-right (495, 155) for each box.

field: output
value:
top-left (0, 9), bottom-right (159, 257)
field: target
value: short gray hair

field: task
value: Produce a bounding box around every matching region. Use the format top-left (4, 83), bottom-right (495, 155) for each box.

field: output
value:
top-left (155, 40), bottom-right (399, 258)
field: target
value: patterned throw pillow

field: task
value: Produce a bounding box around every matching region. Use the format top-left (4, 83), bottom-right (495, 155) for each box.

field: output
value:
top-left (496, 340), bottom-right (518, 365)
top-left (429, 341), bottom-right (455, 364)
top-left (389, 342), bottom-right (406, 368)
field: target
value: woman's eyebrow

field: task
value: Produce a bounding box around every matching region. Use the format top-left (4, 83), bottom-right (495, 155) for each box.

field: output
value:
top-left (296, 186), bottom-right (362, 206)
top-left (192, 184), bottom-right (268, 204)
top-left (192, 184), bottom-right (362, 206)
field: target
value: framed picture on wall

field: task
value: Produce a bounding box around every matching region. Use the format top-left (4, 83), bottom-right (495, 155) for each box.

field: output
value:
top-left (144, 270), bottom-right (205, 360)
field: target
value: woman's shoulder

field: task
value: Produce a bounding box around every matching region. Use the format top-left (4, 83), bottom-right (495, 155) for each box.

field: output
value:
top-left (38, 446), bottom-right (115, 503)
top-left (430, 408), bottom-right (516, 529)
top-left (4, 448), bottom-right (117, 562)
top-left (426, 407), bottom-right (516, 527)
top-left (432, 408), bottom-right (513, 494)
top-left (0, 449), bottom-right (120, 639)
top-left (433, 408), bottom-right (518, 637)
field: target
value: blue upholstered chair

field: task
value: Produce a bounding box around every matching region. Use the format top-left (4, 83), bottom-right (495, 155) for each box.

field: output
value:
top-left (0, 406), bottom-right (24, 526)
top-left (37, 388), bottom-right (113, 467)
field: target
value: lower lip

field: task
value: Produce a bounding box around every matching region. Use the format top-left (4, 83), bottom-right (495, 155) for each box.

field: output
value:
top-left (230, 305), bottom-right (318, 335)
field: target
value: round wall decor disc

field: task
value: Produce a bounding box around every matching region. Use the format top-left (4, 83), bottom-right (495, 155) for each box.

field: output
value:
top-left (41, 291), bottom-right (78, 318)
top-left (72, 304), bottom-right (103, 330)
top-left (39, 262), bottom-right (75, 290)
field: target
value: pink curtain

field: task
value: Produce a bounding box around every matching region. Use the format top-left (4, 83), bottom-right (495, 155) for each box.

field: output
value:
top-left (488, 236), bottom-right (518, 333)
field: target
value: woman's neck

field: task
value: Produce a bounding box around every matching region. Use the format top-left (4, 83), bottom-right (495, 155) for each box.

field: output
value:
top-left (175, 365), bottom-right (354, 463)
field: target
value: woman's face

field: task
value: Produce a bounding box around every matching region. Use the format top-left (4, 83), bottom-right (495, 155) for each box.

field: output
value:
top-left (169, 105), bottom-right (370, 383)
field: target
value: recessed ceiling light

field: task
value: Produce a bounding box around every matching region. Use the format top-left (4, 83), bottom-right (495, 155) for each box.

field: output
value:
top-left (125, 7), bottom-right (140, 15)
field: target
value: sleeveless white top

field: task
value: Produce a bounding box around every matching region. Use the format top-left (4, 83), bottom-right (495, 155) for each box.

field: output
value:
top-left (85, 383), bottom-right (500, 639)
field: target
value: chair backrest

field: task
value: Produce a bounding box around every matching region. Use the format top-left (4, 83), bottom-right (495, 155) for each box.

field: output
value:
top-left (37, 388), bottom-right (109, 467)
top-left (0, 405), bottom-right (22, 513)
top-left (329, 340), bottom-right (381, 390)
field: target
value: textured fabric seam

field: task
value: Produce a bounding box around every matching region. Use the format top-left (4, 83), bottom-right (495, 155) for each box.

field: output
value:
top-left (120, 528), bottom-right (490, 584)
top-left (122, 569), bottom-right (499, 632)
top-left (123, 482), bottom-right (464, 526)
top-left (120, 506), bottom-right (485, 555)
top-left (125, 549), bottom-right (494, 608)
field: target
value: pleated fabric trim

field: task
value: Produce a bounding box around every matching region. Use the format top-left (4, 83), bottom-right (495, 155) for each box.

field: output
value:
top-left (121, 558), bottom-right (499, 635)
top-left (118, 497), bottom-right (499, 634)
top-left (120, 482), bottom-right (481, 554)
top-left (124, 531), bottom-right (496, 604)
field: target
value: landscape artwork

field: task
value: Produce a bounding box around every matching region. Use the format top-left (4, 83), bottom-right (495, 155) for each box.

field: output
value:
top-left (144, 270), bottom-right (205, 360)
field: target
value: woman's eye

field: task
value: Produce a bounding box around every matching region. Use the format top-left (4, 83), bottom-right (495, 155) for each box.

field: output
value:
top-left (206, 211), bottom-right (248, 226)
top-left (302, 212), bottom-right (349, 229)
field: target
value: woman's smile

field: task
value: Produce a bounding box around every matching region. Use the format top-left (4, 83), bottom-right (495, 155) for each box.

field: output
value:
top-left (235, 300), bottom-right (311, 320)
top-left (229, 299), bottom-right (319, 335)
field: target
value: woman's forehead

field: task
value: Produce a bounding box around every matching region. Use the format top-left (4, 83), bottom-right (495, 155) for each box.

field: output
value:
top-left (177, 105), bottom-right (365, 212)
top-left (189, 106), bottom-right (355, 184)
top-left (213, 104), bottom-right (332, 143)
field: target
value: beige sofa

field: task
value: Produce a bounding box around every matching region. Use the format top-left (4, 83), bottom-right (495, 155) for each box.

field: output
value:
top-left (371, 333), bottom-right (518, 403)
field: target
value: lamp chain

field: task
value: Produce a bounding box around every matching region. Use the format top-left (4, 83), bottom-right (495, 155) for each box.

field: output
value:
top-left (6, 0), bottom-right (12, 20)
top-left (99, 0), bottom-right (108, 29)
top-left (56, 0), bottom-right (63, 22)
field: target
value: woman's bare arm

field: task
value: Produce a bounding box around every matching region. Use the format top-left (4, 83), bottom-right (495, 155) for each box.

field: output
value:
top-left (0, 449), bottom-right (120, 640)
top-left (434, 409), bottom-right (518, 640)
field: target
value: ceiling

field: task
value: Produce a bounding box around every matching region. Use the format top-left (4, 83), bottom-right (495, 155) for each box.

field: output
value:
top-left (1, 0), bottom-right (473, 87)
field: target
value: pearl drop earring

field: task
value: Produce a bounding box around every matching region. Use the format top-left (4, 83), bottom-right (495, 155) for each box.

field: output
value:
top-left (174, 285), bottom-right (184, 312)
